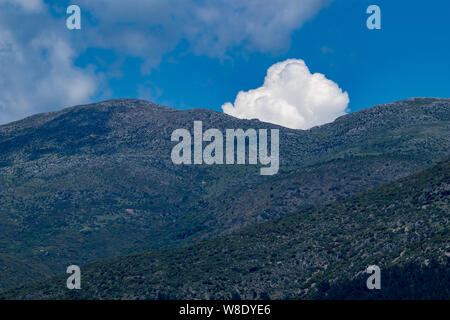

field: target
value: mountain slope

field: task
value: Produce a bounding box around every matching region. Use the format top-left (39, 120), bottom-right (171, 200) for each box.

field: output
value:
top-left (3, 158), bottom-right (448, 300)
top-left (0, 97), bottom-right (449, 289)
top-left (311, 259), bottom-right (449, 300)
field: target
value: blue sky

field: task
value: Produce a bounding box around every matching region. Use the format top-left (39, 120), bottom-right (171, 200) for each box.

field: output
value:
top-left (1, 0), bottom-right (449, 127)
top-left (77, 0), bottom-right (450, 112)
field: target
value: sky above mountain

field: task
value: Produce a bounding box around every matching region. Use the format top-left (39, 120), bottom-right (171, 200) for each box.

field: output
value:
top-left (0, 0), bottom-right (449, 127)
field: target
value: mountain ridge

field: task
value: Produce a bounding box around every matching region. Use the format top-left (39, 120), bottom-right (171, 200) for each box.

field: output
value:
top-left (3, 96), bottom-right (449, 135)
top-left (0, 97), bottom-right (449, 290)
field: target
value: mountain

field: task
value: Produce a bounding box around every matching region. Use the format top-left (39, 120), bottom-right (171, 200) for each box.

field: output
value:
top-left (0, 97), bottom-right (449, 290)
top-left (2, 158), bottom-right (448, 299)
top-left (311, 258), bottom-right (449, 300)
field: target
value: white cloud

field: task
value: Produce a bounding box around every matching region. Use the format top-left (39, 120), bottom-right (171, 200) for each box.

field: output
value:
top-left (0, 0), bottom-right (331, 124)
top-left (0, 7), bottom-right (99, 124)
top-left (76, 0), bottom-right (331, 67)
top-left (0, 0), bottom-right (44, 12)
top-left (183, 0), bottom-right (331, 56)
top-left (222, 59), bottom-right (349, 129)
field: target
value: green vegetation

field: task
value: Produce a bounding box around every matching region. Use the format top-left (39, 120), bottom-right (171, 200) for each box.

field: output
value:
top-left (0, 97), bottom-right (449, 290)
top-left (2, 158), bottom-right (448, 300)
top-left (312, 258), bottom-right (449, 300)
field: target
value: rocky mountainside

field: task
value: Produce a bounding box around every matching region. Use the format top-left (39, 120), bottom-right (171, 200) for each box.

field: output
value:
top-left (3, 158), bottom-right (448, 299)
top-left (0, 97), bottom-right (449, 289)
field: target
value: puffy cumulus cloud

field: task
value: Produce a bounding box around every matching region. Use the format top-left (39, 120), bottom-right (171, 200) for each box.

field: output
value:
top-left (222, 59), bottom-right (349, 130)
top-left (0, 4), bottom-right (99, 124)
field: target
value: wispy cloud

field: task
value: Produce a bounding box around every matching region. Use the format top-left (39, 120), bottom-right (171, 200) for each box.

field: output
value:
top-left (77, 0), bottom-right (331, 66)
top-left (0, 0), bottom-right (44, 12)
top-left (0, 2), bottom-right (99, 123)
top-left (0, 0), bottom-right (331, 123)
